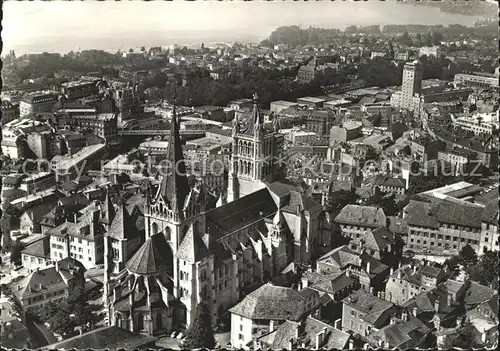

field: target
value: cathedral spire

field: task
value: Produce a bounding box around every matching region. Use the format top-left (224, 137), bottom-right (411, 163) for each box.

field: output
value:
top-left (156, 95), bottom-right (190, 215)
top-left (252, 92), bottom-right (263, 136)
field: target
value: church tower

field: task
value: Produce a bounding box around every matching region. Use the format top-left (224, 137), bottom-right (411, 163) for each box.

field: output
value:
top-left (227, 93), bottom-right (285, 202)
top-left (144, 102), bottom-right (206, 255)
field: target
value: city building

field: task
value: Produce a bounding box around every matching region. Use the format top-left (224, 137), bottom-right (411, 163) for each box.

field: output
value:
top-left (0, 118), bottom-right (54, 160)
top-left (21, 236), bottom-right (51, 271)
top-left (341, 289), bottom-right (398, 336)
top-left (361, 102), bottom-right (392, 120)
top-left (11, 257), bottom-right (86, 314)
top-left (60, 79), bottom-right (100, 100)
top-left (390, 61), bottom-right (424, 115)
top-left (19, 172), bottom-right (56, 194)
top-left (418, 46), bottom-right (441, 58)
top-left (480, 200), bottom-right (499, 254)
top-left (270, 100), bottom-right (299, 114)
top-left (437, 148), bottom-right (478, 175)
top-left (138, 140), bottom-right (170, 156)
top-left (452, 111), bottom-right (499, 136)
top-left (1, 100), bottom-right (19, 125)
top-left (228, 98), bottom-right (253, 111)
top-left (334, 205), bottom-right (387, 239)
top-left (47, 201), bottom-right (106, 269)
top-left (56, 111), bottom-right (118, 142)
top-left (454, 72), bottom-right (499, 89)
top-left (297, 97), bottom-right (326, 109)
top-left (403, 199), bottom-right (485, 255)
top-left (253, 316), bottom-right (352, 350)
top-left (297, 58), bottom-right (321, 83)
top-left (51, 144), bottom-right (107, 182)
top-left (385, 262), bottom-right (446, 306)
top-left (229, 283), bottom-right (321, 349)
top-left (19, 92), bottom-right (58, 118)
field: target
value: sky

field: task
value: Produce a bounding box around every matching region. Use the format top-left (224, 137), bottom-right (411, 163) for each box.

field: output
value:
top-left (2, 1), bottom-right (485, 55)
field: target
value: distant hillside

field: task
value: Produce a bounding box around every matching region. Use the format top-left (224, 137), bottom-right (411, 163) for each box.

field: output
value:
top-left (399, 0), bottom-right (497, 17)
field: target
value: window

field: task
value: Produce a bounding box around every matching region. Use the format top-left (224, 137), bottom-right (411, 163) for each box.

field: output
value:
top-left (240, 325), bottom-right (243, 331)
top-left (423, 241), bottom-right (427, 245)
top-left (416, 240), bottom-right (420, 244)
top-left (410, 238), bottom-right (414, 243)
top-left (78, 238), bottom-right (82, 244)
top-left (350, 310), bottom-right (356, 317)
top-left (438, 243), bottom-right (442, 247)
top-left (431, 242), bottom-right (435, 246)
top-left (239, 334), bottom-right (244, 340)
top-left (438, 235), bottom-right (443, 240)
top-left (445, 235), bottom-right (451, 240)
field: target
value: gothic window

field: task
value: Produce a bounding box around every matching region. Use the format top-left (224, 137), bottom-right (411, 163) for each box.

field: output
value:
top-left (137, 313), bottom-right (144, 330)
top-left (156, 313), bottom-right (162, 329)
top-left (152, 222), bottom-right (159, 236)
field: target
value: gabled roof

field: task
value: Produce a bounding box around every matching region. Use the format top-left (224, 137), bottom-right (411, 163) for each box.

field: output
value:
top-left (21, 236), bottom-right (50, 259)
top-left (317, 245), bottom-right (359, 269)
top-left (282, 191), bottom-right (323, 214)
top-left (300, 316), bottom-right (351, 349)
top-left (229, 283), bottom-right (311, 321)
top-left (481, 200), bottom-right (498, 225)
top-left (126, 233), bottom-right (173, 275)
top-left (366, 315), bottom-right (431, 348)
top-left (175, 225), bottom-right (210, 263)
top-left (107, 202), bottom-right (137, 240)
top-left (12, 267), bottom-right (66, 299)
top-left (43, 326), bottom-right (157, 350)
top-left (342, 289), bottom-right (396, 325)
top-left (464, 281), bottom-right (497, 307)
top-left (334, 205), bottom-right (387, 228)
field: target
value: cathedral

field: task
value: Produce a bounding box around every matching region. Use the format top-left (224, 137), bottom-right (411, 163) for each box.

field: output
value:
top-left (103, 95), bottom-right (332, 336)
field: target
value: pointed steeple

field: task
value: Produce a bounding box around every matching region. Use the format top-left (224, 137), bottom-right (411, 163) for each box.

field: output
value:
top-left (102, 190), bottom-right (115, 225)
top-left (108, 201), bottom-right (135, 240)
top-left (156, 97), bottom-right (190, 215)
top-left (252, 92), bottom-right (263, 136)
top-left (273, 208), bottom-right (285, 228)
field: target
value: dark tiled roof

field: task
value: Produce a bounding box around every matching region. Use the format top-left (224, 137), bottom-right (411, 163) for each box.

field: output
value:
top-left (300, 316), bottom-right (351, 349)
top-left (317, 245), bottom-right (359, 269)
top-left (464, 281), bottom-right (497, 307)
top-left (43, 326), bottom-right (157, 349)
top-left (342, 289), bottom-right (396, 325)
top-left (12, 267), bottom-right (66, 299)
top-left (107, 203), bottom-right (137, 240)
top-left (388, 216), bottom-right (408, 235)
top-left (436, 200), bottom-right (483, 228)
top-left (481, 200), bottom-right (499, 225)
top-left (126, 233), bottom-right (173, 275)
top-left (405, 201), bottom-right (440, 229)
top-left (206, 188), bottom-right (277, 239)
top-left (334, 205), bottom-right (387, 228)
top-left (229, 283), bottom-right (310, 321)
top-left (21, 236), bottom-right (50, 258)
top-left (366, 315), bottom-right (431, 348)
top-left (311, 272), bottom-right (357, 295)
top-left (361, 227), bottom-right (395, 251)
top-left (175, 225), bottom-right (210, 262)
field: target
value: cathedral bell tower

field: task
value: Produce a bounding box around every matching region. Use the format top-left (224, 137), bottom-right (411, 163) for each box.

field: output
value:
top-left (227, 93), bottom-right (285, 202)
top-left (144, 100), bottom-right (207, 255)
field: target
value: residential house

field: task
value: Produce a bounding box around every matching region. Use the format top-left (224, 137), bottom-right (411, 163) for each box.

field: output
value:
top-left (229, 283), bottom-right (321, 349)
top-left (464, 281), bottom-right (499, 346)
top-left (364, 310), bottom-right (433, 349)
top-left (374, 176), bottom-right (407, 195)
top-left (341, 289), bottom-right (398, 337)
top-left (19, 202), bottom-right (56, 234)
top-left (315, 245), bottom-right (389, 292)
top-left (254, 316), bottom-right (352, 350)
top-left (11, 257), bottom-right (86, 315)
top-left (21, 236), bottom-right (51, 271)
top-left (334, 205), bottom-right (387, 239)
top-left (348, 226), bottom-right (402, 265)
top-left (385, 261), bottom-right (446, 306)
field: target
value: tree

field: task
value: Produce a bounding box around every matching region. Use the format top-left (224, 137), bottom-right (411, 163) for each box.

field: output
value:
top-left (459, 244), bottom-right (478, 268)
top-left (467, 251), bottom-right (499, 286)
top-left (328, 189), bottom-right (359, 214)
top-left (10, 240), bottom-right (24, 266)
top-left (183, 302), bottom-right (216, 349)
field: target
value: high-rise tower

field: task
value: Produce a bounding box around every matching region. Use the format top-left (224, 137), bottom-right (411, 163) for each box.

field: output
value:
top-left (401, 60), bottom-right (423, 109)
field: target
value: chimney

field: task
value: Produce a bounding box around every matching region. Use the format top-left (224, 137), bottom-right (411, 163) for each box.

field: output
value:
top-left (334, 318), bottom-right (341, 330)
top-left (315, 328), bottom-right (326, 349)
top-left (390, 267), bottom-right (394, 276)
top-left (402, 311), bottom-right (408, 322)
top-left (412, 307), bottom-right (418, 317)
top-left (434, 300), bottom-right (439, 313)
top-left (288, 338), bottom-right (294, 351)
top-left (390, 317), bottom-right (396, 325)
top-left (370, 287), bottom-right (374, 295)
top-left (73, 212), bottom-right (78, 222)
top-left (269, 320), bottom-right (275, 332)
top-left (345, 268), bottom-right (350, 278)
top-left (412, 265), bottom-right (417, 274)
top-left (447, 293), bottom-right (452, 306)
top-left (366, 261), bottom-right (371, 274)
top-left (301, 277), bottom-right (309, 289)
top-left (349, 339), bottom-right (354, 350)
top-left (203, 233), bottom-right (210, 250)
